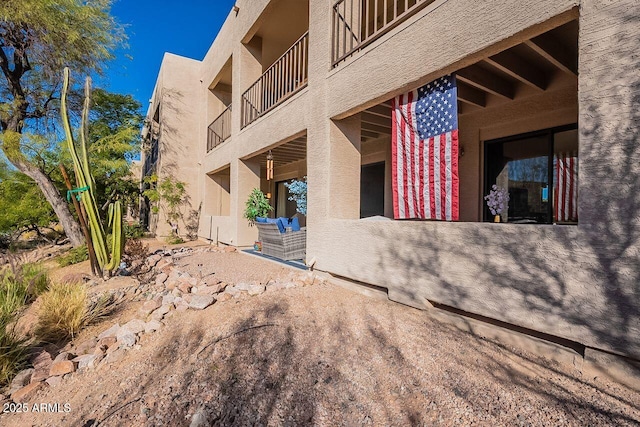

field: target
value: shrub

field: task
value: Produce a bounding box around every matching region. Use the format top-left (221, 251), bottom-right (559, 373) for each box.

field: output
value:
top-left (243, 188), bottom-right (273, 224)
top-left (0, 272), bottom-right (30, 388)
top-left (124, 222), bottom-right (146, 239)
top-left (165, 235), bottom-right (184, 245)
top-left (21, 263), bottom-right (49, 298)
top-left (36, 282), bottom-right (86, 341)
top-left (57, 245), bottom-right (89, 267)
top-left (36, 282), bottom-right (121, 342)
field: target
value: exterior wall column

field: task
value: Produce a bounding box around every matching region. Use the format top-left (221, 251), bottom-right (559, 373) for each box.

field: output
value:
top-left (329, 114), bottom-right (362, 219)
top-left (230, 158), bottom-right (261, 246)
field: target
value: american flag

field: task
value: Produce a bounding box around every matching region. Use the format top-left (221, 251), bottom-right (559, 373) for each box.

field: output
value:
top-left (554, 152), bottom-right (578, 222)
top-left (391, 75), bottom-right (459, 221)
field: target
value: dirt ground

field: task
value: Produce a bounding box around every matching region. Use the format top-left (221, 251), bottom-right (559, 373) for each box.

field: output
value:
top-left (2, 243), bottom-right (639, 426)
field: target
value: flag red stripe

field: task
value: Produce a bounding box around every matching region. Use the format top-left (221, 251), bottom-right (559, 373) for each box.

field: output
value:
top-left (428, 136), bottom-right (436, 218)
top-left (391, 97), bottom-right (399, 219)
top-left (450, 130), bottom-right (459, 221)
top-left (439, 133), bottom-right (446, 220)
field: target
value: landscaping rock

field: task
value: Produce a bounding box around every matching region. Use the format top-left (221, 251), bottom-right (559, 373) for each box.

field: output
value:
top-left (144, 320), bottom-right (162, 333)
top-left (30, 351), bottom-right (53, 384)
top-left (156, 258), bottom-right (173, 270)
top-left (116, 330), bottom-right (137, 348)
top-left (53, 352), bottom-right (74, 362)
top-left (122, 319), bottom-right (146, 335)
top-left (98, 324), bottom-right (121, 340)
top-left (49, 360), bottom-right (75, 377)
top-left (178, 282), bottom-right (192, 294)
top-left (9, 369), bottom-right (34, 394)
top-left (190, 407), bottom-right (209, 427)
top-left (162, 295), bottom-right (176, 305)
top-left (155, 272), bottom-right (168, 285)
top-left (11, 382), bottom-right (44, 403)
top-left (216, 292), bottom-right (233, 303)
top-left (98, 336), bottom-right (117, 349)
top-left (147, 254), bottom-right (162, 267)
top-left (188, 295), bottom-right (215, 310)
top-left (139, 298), bottom-right (162, 317)
top-left (75, 338), bottom-right (98, 355)
top-left (45, 376), bottom-right (62, 387)
top-left (266, 281), bottom-right (297, 292)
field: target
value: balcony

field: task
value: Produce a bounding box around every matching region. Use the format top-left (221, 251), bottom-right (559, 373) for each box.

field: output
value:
top-left (241, 32), bottom-right (309, 128)
top-left (332, 0), bottom-right (436, 67)
top-left (207, 104), bottom-right (232, 152)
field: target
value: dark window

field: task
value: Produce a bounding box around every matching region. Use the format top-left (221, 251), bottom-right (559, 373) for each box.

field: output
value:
top-left (275, 180), bottom-right (298, 218)
top-left (360, 162), bottom-right (385, 218)
top-left (484, 125), bottom-right (578, 224)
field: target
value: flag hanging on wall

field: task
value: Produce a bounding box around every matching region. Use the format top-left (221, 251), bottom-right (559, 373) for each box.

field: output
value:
top-left (391, 74), bottom-right (459, 221)
top-left (554, 152), bottom-right (578, 222)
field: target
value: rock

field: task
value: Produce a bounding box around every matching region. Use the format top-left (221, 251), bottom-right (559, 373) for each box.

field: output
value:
top-left (247, 284), bottom-right (265, 296)
top-left (216, 292), bottom-right (233, 302)
top-left (188, 295), bottom-right (215, 310)
top-left (73, 354), bottom-right (99, 369)
top-left (224, 246), bottom-right (236, 252)
top-left (175, 301), bottom-right (189, 312)
top-left (74, 338), bottom-right (98, 355)
top-left (144, 320), bottom-right (162, 333)
top-left (266, 281), bottom-right (297, 292)
top-left (156, 258), bottom-right (173, 270)
top-left (162, 295), bottom-right (176, 305)
top-left (98, 336), bottom-right (117, 349)
top-left (147, 254), bottom-right (162, 267)
top-left (11, 382), bottom-right (45, 403)
top-left (178, 282), bottom-right (192, 294)
top-left (303, 272), bottom-right (316, 286)
top-left (54, 352), bottom-right (74, 362)
top-left (171, 288), bottom-right (182, 297)
top-left (190, 408), bottom-right (209, 427)
top-left (139, 299), bottom-right (162, 317)
top-left (102, 349), bottom-right (126, 365)
top-left (182, 294), bottom-right (192, 304)
top-left (49, 360), bottom-right (75, 376)
top-left (30, 351), bottom-right (53, 383)
top-left (155, 273), bottom-right (168, 285)
top-left (31, 350), bottom-right (52, 367)
top-left (45, 376), bottom-right (62, 387)
top-left (9, 369), bottom-right (34, 394)
top-left (195, 285), bottom-right (222, 295)
top-left (116, 330), bottom-right (137, 347)
top-left (98, 324), bottom-right (121, 340)
top-left (122, 319), bottom-right (146, 335)
top-left (191, 286), bottom-right (198, 294)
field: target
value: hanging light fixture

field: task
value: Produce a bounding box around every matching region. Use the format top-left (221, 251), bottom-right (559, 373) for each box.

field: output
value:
top-left (266, 150), bottom-right (274, 181)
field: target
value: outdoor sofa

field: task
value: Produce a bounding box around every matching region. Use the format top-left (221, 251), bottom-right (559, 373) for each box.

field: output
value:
top-left (255, 217), bottom-right (306, 261)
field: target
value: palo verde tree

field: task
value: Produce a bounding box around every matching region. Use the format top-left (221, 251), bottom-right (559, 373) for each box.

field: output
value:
top-left (0, 0), bottom-right (124, 247)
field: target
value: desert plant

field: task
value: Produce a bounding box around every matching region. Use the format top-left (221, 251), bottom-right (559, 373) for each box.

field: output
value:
top-left (0, 272), bottom-right (30, 388)
top-left (143, 174), bottom-right (188, 236)
top-left (243, 188), bottom-right (273, 224)
top-left (57, 245), bottom-right (89, 267)
top-left (36, 282), bottom-right (122, 342)
top-left (124, 222), bottom-right (146, 239)
top-left (61, 68), bottom-right (124, 275)
top-left (36, 282), bottom-right (87, 341)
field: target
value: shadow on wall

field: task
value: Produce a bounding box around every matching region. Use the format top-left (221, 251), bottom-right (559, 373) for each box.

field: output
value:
top-left (150, 87), bottom-right (200, 237)
top-left (358, 7), bottom-right (640, 359)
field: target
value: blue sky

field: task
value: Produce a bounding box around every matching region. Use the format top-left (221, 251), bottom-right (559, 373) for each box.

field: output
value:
top-left (96, 0), bottom-right (236, 109)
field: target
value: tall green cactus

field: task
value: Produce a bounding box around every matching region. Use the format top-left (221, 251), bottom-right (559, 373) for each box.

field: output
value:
top-left (60, 67), bottom-right (124, 274)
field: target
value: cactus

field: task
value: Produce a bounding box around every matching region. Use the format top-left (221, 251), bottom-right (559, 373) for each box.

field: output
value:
top-left (60, 67), bottom-right (124, 275)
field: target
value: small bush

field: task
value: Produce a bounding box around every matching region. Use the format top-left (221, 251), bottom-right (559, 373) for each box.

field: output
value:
top-left (36, 283), bottom-right (122, 342)
top-left (124, 222), bottom-right (146, 239)
top-left (21, 263), bottom-right (49, 298)
top-left (165, 235), bottom-right (184, 245)
top-left (36, 282), bottom-right (86, 341)
top-left (57, 245), bottom-right (89, 267)
top-left (0, 272), bottom-right (30, 388)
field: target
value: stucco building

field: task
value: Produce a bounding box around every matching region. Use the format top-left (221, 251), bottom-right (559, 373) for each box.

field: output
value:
top-left (141, 0), bottom-right (640, 383)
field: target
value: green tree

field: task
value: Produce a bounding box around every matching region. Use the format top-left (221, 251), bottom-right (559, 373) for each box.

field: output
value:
top-left (0, 0), bottom-right (124, 247)
top-left (0, 160), bottom-right (55, 237)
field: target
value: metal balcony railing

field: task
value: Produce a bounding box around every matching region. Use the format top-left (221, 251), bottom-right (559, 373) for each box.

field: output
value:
top-left (241, 32), bottom-right (309, 128)
top-left (207, 104), bottom-right (232, 152)
top-left (332, 0), bottom-right (435, 67)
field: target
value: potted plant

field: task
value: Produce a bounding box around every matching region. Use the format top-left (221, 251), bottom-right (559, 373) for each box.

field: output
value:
top-left (244, 188), bottom-right (273, 225)
top-left (484, 185), bottom-right (510, 222)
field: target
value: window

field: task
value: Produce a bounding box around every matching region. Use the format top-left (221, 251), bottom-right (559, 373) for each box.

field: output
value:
top-left (484, 125), bottom-right (578, 224)
top-left (360, 162), bottom-right (385, 218)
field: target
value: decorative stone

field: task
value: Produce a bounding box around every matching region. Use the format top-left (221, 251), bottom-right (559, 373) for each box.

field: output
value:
top-left (122, 319), bottom-right (146, 334)
top-left (9, 369), bottom-right (34, 394)
top-left (45, 376), bottom-right (62, 387)
top-left (162, 295), bottom-right (175, 305)
top-left (98, 336), bottom-right (117, 349)
top-left (116, 330), bottom-right (137, 347)
top-left (49, 360), bottom-right (75, 376)
top-left (73, 354), bottom-right (97, 369)
top-left (53, 352), bottom-right (74, 362)
top-left (139, 299), bottom-right (162, 317)
top-left (178, 282), bottom-right (192, 294)
top-left (98, 324), bottom-right (121, 340)
top-left (11, 382), bottom-right (44, 403)
top-left (144, 320), bottom-right (162, 333)
top-left (188, 295), bottom-right (215, 310)
top-left (155, 273), bottom-right (168, 285)
top-left (216, 292), bottom-right (233, 302)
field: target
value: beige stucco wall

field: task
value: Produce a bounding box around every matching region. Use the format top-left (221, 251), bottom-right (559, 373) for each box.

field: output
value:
top-left (144, 0), bottom-right (640, 360)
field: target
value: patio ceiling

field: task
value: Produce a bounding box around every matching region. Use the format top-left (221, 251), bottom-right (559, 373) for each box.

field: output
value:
top-left (252, 135), bottom-right (307, 167)
top-left (359, 19), bottom-right (578, 142)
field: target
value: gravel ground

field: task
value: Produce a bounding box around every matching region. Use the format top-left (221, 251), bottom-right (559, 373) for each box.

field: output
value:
top-left (2, 249), bottom-right (639, 426)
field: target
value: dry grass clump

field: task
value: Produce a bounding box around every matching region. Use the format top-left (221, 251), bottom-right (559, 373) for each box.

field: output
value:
top-left (36, 282), bottom-right (123, 342)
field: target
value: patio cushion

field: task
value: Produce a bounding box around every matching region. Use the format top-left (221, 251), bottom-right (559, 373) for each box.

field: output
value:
top-left (255, 217), bottom-right (268, 223)
top-left (266, 217), bottom-right (285, 233)
top-left (289, 217), bottom-right (301, 232)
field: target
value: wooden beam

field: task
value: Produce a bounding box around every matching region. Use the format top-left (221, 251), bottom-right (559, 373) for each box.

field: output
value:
top-left (525, 33), bottom-right (578, 76)
top-left (362, 129), bottom-right (381, 139)
top-left (484, 51), bottom-right (547, 90)
top-left (366, 104), bottom-right (392, 117)
top-left (361, 112), bottom-right (391, 128)
top-left (362, 122), bottom-right (392, 135)
top-left (456, 64), bottom-right (515, 99)
top-left (457, 82), bottom-right (486, 108)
